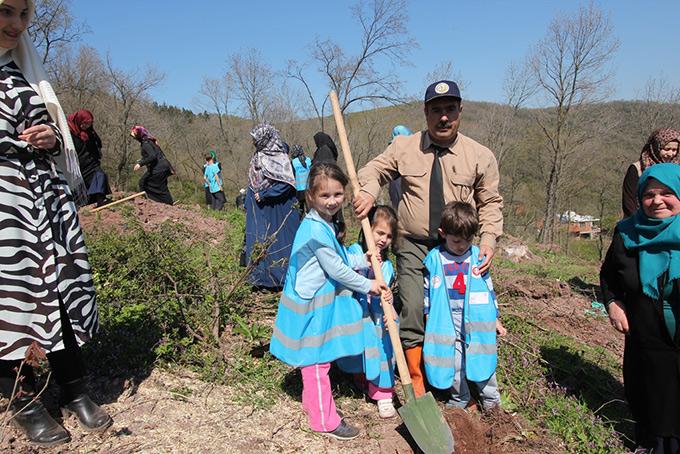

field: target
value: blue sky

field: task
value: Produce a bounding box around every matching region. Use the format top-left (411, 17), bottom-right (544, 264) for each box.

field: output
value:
top-left (70, 0), bottom-right (680, 113)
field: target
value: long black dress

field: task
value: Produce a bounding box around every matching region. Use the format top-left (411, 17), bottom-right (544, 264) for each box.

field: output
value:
top-left (138, 139), bottom-right (174, 205)
top-left (72, 132), bottom-right (111, 205)
top-left (601, 230), bottom-right (680, 451)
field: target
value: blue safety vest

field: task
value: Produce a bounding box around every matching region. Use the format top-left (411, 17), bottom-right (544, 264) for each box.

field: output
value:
top-left (336, 243), bottom-right (396, 387)
top-left (292, 157), bottom-right (312, 191)
top-left (422, 245), bottom-right (498, 388)
top-left (270, 218), bottom-right (373, 367)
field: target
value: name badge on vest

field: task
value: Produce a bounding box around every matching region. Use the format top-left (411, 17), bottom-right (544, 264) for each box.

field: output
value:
top-left (469, 291), bottom-right (489, 305)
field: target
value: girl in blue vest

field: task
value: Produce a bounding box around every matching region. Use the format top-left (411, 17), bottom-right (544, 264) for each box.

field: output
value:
top-left (337, 205), bottom-right (399, 419)
top-left (270, 162), bottom-right (390, 440)
top-left (290, 144), bottom-right (312, 213)
top-left (422, 202), bottom-right (507, 411)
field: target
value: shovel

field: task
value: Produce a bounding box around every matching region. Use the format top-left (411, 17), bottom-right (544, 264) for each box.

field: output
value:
top-left (330, 91), bottom-right (454, 454)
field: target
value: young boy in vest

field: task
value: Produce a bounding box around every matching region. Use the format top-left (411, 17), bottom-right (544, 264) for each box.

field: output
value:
top-left (422, 201), bottom-right (507, 411)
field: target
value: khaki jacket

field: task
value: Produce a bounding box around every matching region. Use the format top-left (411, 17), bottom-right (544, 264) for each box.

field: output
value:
top-left (358, 131), bottom-right (503, 248)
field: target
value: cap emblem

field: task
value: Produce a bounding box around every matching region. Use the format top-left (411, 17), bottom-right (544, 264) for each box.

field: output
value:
top-left (434, 82), bottom-right (449, 94)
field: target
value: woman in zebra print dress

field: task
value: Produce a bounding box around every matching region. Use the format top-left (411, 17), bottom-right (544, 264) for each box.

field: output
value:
top-left (0, 0), bottom-right (111, 446)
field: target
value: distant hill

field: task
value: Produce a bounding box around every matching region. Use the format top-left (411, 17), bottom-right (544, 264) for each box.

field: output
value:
top-left (61, 75), bottom-right (678, 240)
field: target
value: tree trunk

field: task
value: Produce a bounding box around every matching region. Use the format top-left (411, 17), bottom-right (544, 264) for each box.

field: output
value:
top-left (539, 158), bottom-right (561, 244)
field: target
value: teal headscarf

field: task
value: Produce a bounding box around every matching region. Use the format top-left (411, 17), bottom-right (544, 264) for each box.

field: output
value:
top-left (389, 125), bottom-right (412, 144)
top-left (617, 163), bottom-right (680, 300)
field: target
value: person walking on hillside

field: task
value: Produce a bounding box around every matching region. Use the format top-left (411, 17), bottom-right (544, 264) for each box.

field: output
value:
top-left (0, 0), bottom-right (112, 446)
top-left (204, 154), bottom-right (225, 210)
top-left (130, 125), bottom-right (174, 205)
top-left (67, 109), bottom-right (111, 207)
top-left (290, 144), bottom-right (312, 213)
top-left (622, 128), bottom-right (680, 218)
top-left (203, 149), bottom-right (221, 206)
top-left (602, 163), bottom-right (680, 452)
top-left (244, 123), bottom-right (301, 290)
top-left (354, 80), bottom-right (504, 397)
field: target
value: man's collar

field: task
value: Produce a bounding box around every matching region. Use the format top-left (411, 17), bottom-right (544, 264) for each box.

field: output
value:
top-left (421, 131), bottom-right (460, 152)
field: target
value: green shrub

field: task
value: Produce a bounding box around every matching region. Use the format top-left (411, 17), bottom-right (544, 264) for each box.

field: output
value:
top-left (498, 314), bottom-right (629, 453)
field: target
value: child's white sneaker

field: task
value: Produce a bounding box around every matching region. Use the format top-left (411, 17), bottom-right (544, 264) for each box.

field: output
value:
top-left (377, 399), bottom-right (397, 419)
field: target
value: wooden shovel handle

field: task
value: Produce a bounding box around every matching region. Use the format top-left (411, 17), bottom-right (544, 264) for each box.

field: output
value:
top-left (90, 191), bottom-right (146, 213)
top-left (329, 91), bottom-right (412, 387)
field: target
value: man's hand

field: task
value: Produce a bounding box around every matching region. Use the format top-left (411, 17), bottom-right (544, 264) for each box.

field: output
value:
top-left (477, 244), bottom-right (495, 273)
top-left (133, 163), bottom-right (141, 172)
top-left (353, 192), bottom-right (375, 219)
top-left (608, 300), bottom-right (629, 334)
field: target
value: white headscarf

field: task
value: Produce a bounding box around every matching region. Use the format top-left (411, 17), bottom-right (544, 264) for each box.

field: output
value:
top-left (0, 0), bottom-right (87, 205)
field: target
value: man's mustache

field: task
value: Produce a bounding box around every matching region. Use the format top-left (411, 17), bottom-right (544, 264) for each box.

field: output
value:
top-left (437, 122), bottom-right (452, 128)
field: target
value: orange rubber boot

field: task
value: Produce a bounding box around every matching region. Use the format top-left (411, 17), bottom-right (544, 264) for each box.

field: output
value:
top-left (404, 346), bottom-right (426, 397)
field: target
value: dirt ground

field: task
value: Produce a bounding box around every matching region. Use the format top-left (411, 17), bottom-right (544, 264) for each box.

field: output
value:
top-left (1, 368), bottom-right (544, 454)
top-left (0, 196), bottom-right (621, 453)
top-left (79, 195), bottom-right (231, 243)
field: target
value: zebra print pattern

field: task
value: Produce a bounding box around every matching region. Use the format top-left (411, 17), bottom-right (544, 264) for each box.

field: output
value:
top-left (0, 60), bottom-right (97, 361)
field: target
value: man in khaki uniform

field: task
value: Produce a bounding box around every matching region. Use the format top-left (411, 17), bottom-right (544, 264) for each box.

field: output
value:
top-left (353, 80), bottom-right (503, 396)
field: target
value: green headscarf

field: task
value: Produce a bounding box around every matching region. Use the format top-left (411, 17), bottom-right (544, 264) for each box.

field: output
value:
top-left (617, 163), bottom-right (680, 300)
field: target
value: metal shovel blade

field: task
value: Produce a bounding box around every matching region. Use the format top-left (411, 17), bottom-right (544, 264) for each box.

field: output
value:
top-left (398, 389), bottom-right (454, 454)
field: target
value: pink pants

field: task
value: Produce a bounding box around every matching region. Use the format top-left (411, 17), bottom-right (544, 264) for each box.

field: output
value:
top-left (368, 382), bottom-right (393, 400)
top-left (354, 373), bottom-right (393, 400)
top-left (301, 363), bottom-right (341, 432)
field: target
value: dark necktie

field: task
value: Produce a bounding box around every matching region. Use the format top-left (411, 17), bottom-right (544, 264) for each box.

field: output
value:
top-left (429, 146), bottom-right (446, 240)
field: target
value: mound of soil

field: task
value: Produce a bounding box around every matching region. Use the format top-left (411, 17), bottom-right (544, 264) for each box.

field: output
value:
top-left (79, 194), bottom-right (231, 243)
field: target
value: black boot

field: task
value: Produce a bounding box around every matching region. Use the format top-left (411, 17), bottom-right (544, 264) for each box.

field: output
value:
top-left (11, 396), bottom-right (70, 447)
top-left (60, 379), bottom-right (112, 432)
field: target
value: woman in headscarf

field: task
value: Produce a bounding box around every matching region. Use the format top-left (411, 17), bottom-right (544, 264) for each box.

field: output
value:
top-left (311, 131), bottom-right (338, 166)
top-left (622, 128), bottom-right (680, 217)
top-left (245, 124), bottom-right (301, 290)
top-left (387, 125), bottom-right (412, 211)
top-left (0, 0), bottom-right (111, 446)
top-left (290, 144), bottom-right (311, 213)
top-left (130, 125), bottom-right (174, 205)
top-left (68, 109), bottom-right (111, 207)
top-left (602, 163), bottom-right (680, 452)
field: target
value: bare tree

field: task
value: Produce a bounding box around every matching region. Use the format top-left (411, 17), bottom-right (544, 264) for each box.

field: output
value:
top-left (229, 49), bottom-right (274, 125)
top-left (480, 62), bottom-right (535, 171)
top-left (635, 77), bottom-right (680, 141)
top-left (198, 74), bottom-right (234, 150)
top-left (288, 0), bottom-right (416, 129)
top-left (53, 46), bottom-right (106, 107)
top-left (104, 57), bottom-right (164, 189)
top-left (528, 3), bottom-right (619, 244)
top-left (423, 61), bottom-right (468, 92)
top-left (28, 0), bottom-right (89, 66)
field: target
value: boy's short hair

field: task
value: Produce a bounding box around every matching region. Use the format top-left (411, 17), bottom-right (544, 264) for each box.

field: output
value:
top-left (439, 202), bottom-right (479, 240)
top-left (205, 155), bottom-right (213, 162)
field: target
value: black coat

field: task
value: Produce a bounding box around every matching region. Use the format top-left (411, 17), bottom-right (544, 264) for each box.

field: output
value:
top-left (600, 230), bottom-right (680, 441)
top-left (72, 133), bottom-right (102, 185)
top-left (139, 140), bottom-right (172, 175)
